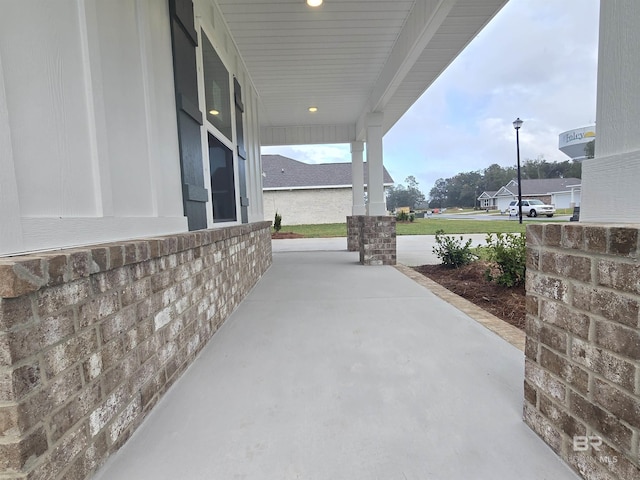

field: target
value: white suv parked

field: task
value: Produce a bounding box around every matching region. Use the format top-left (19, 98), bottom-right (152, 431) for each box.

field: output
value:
top-left (508, 199), bottom-right (555, 218)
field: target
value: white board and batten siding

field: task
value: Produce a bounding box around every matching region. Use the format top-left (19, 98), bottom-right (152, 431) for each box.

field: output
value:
top-left (0, 1), bottom-right (186, 256)
top-left (581, 0), bottom-right (640, 223)
top-left (0, 0), bottom-right (266, 256)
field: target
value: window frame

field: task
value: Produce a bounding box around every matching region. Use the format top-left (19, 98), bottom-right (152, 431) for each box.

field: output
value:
top-left (196, 23), bottom-right (242, 227)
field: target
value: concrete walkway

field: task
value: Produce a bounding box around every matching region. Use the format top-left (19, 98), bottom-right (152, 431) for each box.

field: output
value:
top-left (93, 248), bottom-right (579, 480)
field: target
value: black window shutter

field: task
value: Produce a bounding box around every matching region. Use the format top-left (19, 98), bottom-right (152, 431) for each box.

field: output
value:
top-left (168, 0), bottom-right (208, 230)
top-left (234, 77), bottom-right (248, 223)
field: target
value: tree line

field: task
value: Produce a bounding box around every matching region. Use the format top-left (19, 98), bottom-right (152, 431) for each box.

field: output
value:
top-left (428, 158), bottom-right (582, 209)
top-left (385, 175), bottom-right (426, 211)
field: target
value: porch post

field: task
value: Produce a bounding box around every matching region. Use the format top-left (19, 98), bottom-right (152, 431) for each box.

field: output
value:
top-left (570, 186), bottom-right (575, 209)
top-left (580, 0), bottom-right (640, 222)
top-left (365, 112), bottom-right (386, 216)
top-left (351, 141), bottom-right (365, 215)
top-left (347, 141), bottom-right (366, 251)
top-left (356, 112), bottom-right (395, 265)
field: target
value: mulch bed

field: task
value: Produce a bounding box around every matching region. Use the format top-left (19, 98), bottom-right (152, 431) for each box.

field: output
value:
top-left (271, 232), bottom-right (306, 239)
top-left (413, 261), bottom-right (526, 330)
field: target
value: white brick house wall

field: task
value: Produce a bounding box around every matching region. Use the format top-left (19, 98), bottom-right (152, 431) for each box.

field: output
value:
top-left (263, 188), bottom-right (353, 225)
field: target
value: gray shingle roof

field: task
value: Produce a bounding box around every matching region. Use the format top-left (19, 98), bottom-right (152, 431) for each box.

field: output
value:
top-left (262, 154), bottom-right (394, 189)
top-left (479, 190), bottom-right (498, 198)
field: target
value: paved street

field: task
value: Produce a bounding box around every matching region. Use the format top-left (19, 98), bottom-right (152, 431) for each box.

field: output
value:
top-left (435, 213), bottom-right (572, 221)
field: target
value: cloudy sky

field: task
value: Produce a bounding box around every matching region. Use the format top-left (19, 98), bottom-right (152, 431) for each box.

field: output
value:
top-left (261, 0), bottom-right (600, 196)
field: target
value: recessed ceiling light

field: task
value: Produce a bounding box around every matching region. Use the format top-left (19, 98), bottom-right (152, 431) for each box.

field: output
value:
top-left (209, 109), bottom-right (220, 116)
top-left (308, 106), bottom-right (318, 112)
top-left (307, 0), bottom-right (323, 7)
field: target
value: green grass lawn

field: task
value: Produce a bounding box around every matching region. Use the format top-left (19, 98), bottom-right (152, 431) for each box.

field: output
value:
top-left (396, 218), bottom-right (527, 235)
top-left (276, 218), bottom-right (529, 237)
top-left (555, 208), bottom-right (573, 215)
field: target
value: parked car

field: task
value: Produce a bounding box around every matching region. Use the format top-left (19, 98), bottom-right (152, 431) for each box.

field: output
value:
top-left (505, 200), bottom-right (517, 214)
top-left (508, 199), bottom-right (555, 217)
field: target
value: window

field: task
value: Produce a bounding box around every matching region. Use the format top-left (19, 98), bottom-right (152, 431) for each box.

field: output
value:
top-left (202, 31), bottom-right (232, 140)
top-left (200, 29), bottom-right (238, 224)
top-left (209, 133), bottom-right (236, 222)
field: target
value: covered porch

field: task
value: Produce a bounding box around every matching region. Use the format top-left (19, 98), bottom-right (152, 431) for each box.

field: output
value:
top-left (2, 1), bottom-right (640, 479)
top-left (93, 247), bottom-right (579, 480)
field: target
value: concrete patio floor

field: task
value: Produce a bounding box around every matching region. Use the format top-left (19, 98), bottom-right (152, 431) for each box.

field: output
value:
top-left (93, 248), bottom-right (579, 480)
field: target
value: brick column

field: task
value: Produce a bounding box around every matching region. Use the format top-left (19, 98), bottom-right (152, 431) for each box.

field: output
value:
top-left (358, 216), bottom-right (396, 265)
top-left (524, 223), bottom-right (640, 479)
top-left (346, 215), bottom-right (362, 252)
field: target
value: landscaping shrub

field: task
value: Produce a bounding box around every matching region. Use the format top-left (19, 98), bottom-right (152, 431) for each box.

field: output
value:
top-left (396, 211), bottom-right (409, 222)
top-left (274, 212), bottom-right (282, 232)
top-left (432, 229), bottom-right (476, 268)
top-left (483, 233), bottom-right (526, 287)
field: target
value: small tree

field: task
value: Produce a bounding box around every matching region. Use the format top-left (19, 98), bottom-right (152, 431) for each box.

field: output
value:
top-left (273, 212), bottom-right (282, 232)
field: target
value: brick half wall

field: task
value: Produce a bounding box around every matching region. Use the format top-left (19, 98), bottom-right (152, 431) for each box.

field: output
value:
top-left (346, 216), bottom-right (360, 252)
top-left (0, 222), bottom-right (272, 479)
top-left (524, 223), bottom-right (640, 480)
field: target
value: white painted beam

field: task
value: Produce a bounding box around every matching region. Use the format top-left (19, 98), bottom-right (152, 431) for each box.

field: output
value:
top-left (260, 124), bottom-right (357, 146)
top-left (357, 0), bottom-right (455, 137)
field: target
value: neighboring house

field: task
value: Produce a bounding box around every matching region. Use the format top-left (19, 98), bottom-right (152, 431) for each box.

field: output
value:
top-left (262, 155), bottom-right (394, 224)
top-left (478, 191), bottom-right (498, 209)
top-left (479, 178), bottom-right (582, 212)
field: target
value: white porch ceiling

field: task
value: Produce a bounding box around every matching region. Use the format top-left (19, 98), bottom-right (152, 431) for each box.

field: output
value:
top-left (217, 0), bottom-right (508, 145)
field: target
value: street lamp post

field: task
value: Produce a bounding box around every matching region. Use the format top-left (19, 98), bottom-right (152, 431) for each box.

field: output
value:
top-left (513, 117), bottom-right (524, 224)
